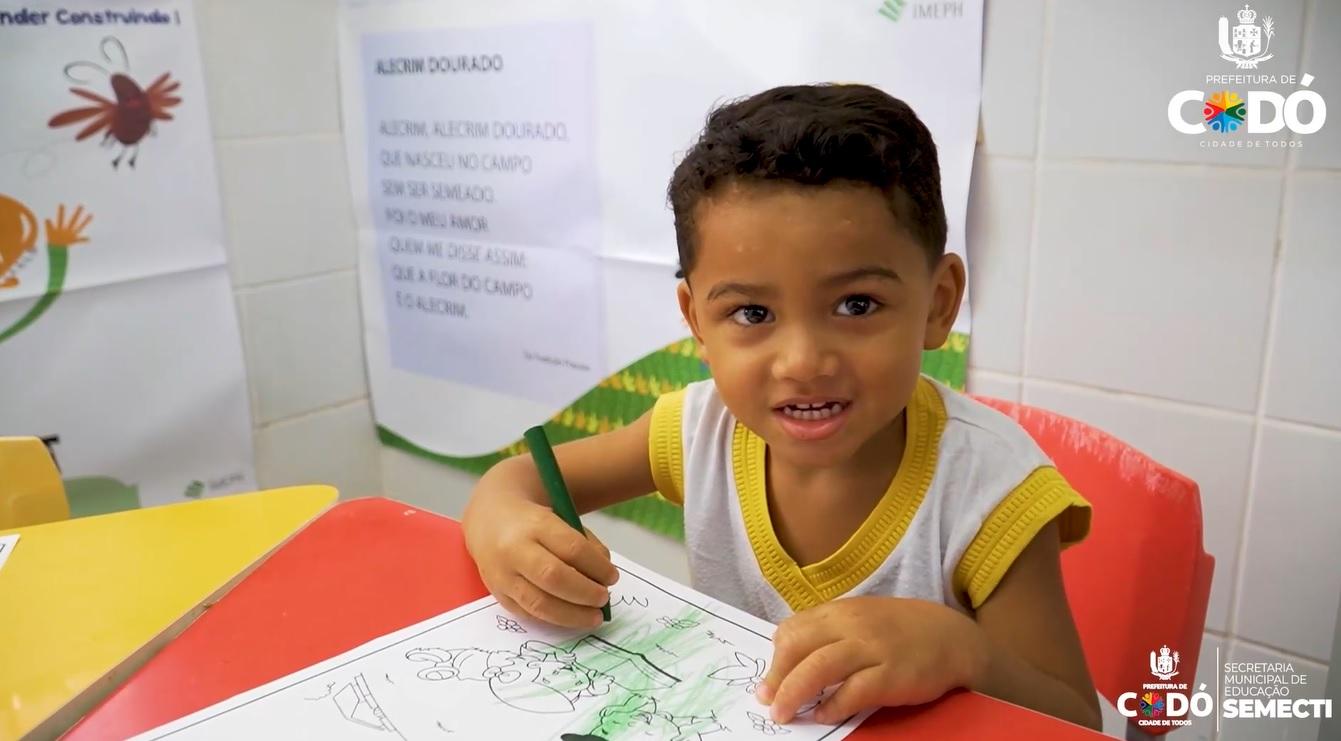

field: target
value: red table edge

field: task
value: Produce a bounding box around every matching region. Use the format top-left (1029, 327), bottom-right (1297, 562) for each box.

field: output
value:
top-left (32, 498), bottom-right (336, 740)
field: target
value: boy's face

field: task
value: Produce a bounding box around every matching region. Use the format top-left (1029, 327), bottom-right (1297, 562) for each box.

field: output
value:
top-left (678, 181), bottom-right (964, 469)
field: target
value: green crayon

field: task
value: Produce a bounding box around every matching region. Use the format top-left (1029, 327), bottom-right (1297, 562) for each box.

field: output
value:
top-left (524, 425), bottom-right (611, 622)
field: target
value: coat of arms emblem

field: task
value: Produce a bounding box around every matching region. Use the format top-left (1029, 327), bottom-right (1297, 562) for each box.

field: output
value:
top-left (1150, 645), bottom-right (1181, 681)
top-left (1218, 4), bottom-right (1275, 69)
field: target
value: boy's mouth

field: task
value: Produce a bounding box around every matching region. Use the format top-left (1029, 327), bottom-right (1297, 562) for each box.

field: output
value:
top-left (777, 400), bottom-right (847, 420)
top-left (772, 399), bottom-right (851, 441)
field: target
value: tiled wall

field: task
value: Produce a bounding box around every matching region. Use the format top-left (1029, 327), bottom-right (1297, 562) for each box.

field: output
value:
top-left (199, 0), bottom-right (381, 500)
top-left (970, 1), bottom-right (1338, 739)
top-left (197, 1), bottom-right (1337, 738)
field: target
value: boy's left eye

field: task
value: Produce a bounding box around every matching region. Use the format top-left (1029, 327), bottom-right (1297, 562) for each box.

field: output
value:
top-left (836, 295), bottom-right (880, 316)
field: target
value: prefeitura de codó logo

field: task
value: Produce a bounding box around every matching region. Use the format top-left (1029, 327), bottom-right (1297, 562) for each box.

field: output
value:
top-left (1167, 4), bottom-right (1326, 147)
top-left (1117, 644), bottom-right (1334, 729)
top-left (1118, 645), bottom-right (1208, 729)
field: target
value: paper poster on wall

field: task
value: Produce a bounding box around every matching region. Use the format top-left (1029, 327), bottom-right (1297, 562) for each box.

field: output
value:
top-left (0, 0), bottom-right (254, 513)
top-left (340, 0), bottom-right (982, 466)
top-left (363, 22), bottom-right (604, 405)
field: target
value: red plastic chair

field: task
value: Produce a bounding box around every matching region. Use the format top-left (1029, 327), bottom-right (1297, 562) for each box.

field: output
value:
top-left (971, 397), bottom-right (1215, 738)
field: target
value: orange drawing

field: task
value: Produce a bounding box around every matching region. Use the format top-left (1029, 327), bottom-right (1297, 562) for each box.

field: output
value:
top-left (0, 196), bottom-right (91, 289)
top-left (0, 195), bottom-right (92, 345)
top-left (47, 37), bottom-right (182, 169)
top-left (0, 193), bottom-right (39, 289)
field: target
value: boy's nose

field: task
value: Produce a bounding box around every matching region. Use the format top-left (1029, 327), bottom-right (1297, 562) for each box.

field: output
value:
top-left (770, 329), bottom-right (838, 383)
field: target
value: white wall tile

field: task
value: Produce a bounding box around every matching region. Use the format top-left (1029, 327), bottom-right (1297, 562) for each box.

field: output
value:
top-left (240, 272), bottom-right (368, 424)
top-left (197, 0), bottom-right (340, 138)
top-left (1043, 0), bottom-right (1304, 166)
top-left (218, 135), bottom-right (356, 287)
top-left (1097, 693), bottom-right (1127, 739)
top-left (234, 297), bottom-right (261, 425)
top-left (1265, 174), bottom-right (1341, 430)
top-left (1220, 642), bottom-right (1328, 741)
top-left (980, 0), bottom-right (1045, 157)
top-left (1098, 692), bottom-right (1125, 738)
top-left (255, 400), bottom-right (382, 499)
top-left (966, 155), bottom-right (1033, 374)
top-left (1236, 423), bottom-right (1341, 661)
top-left (1296, 0), bottom-right (1341, 170)
top-left (1027, 163), bottom-right (1280, 411)
top-left (966, 369), bottom-right (1021, 402)
top-left (1022, 382), bottom-right (1253, 633)
top-left (380, 446), bottom-right (479, 519)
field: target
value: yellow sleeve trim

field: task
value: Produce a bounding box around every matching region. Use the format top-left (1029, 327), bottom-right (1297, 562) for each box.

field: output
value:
top-left (953, 466), bottom-right (1092, 610)
top-left (648, 390), bottom-right (686, 506)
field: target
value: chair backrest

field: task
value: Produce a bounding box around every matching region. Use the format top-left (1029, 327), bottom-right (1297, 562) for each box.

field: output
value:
top-left (0, 436), bottom-right (70, 529)
top-left (971, 397), bottom-right (1215, 735)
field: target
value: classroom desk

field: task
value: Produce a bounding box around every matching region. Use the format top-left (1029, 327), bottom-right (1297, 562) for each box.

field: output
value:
top-left (68, 498), bottom-right (1107, 740)
top-left (1, 486), bottom-right (337, 740)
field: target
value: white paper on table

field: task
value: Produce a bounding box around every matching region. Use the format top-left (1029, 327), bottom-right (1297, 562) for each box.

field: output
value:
top-left (133, 554), bottom-right (871, 740)
top-left (0, 534), bottom-right (19, 573)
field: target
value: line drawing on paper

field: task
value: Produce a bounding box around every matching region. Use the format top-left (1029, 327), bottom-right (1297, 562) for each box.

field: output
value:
top-left (657, 616), bottom-right (701, 630)
top-left (747, 710), bottom-right (791, 735)
top-left (332, 673), bottom-right (405, 739)
top-left (303, 682), bottom-right (336, 702)
top-left (560, 697), bottom-right (726, 741)
top-left (708, 652), bottom-right (766, 695)
top-left (406, 635), bottom-right (680, 715)
top-left (134, 563), bottom-right (863, 740)
top-left (705, 629), bottom-right (733, 646)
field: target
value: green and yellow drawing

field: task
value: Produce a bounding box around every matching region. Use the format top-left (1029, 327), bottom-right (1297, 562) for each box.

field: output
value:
top-left (0, 195), bottom-right (93, 344)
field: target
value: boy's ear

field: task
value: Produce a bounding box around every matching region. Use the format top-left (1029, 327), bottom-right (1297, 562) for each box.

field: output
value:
top-left (676, 280), bottom-right (709, 365)
top-left (924, 253), bottom-right (966, 350)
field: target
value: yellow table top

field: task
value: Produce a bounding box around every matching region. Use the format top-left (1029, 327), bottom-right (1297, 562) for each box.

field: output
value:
top-left (0, 486), bottom-right (337, 739)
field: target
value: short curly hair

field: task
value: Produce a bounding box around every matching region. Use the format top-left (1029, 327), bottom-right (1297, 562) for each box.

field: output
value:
top-left (668, 84), bottom-right (946, 277)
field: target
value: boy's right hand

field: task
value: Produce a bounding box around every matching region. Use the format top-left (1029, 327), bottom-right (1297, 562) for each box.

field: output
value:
top-left (464, 495), bottom-right (619, 629)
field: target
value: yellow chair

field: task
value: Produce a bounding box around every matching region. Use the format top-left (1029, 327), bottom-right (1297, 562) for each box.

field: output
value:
top-left (0, 436), bottom-right (70, 528)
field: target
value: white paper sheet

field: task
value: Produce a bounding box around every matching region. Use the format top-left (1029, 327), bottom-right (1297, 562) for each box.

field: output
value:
top-left (134, 554), bottom-right (870, 740)
top-left (0, 534), bottom-right (19, 573)
top-left (360, 20), bottom-right (606, 407)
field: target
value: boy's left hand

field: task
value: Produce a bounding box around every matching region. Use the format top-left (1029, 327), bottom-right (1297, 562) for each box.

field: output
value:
top-left (756, 596), bottom-right (987, 725)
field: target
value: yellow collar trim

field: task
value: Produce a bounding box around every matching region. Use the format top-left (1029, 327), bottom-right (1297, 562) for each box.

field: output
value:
top-left (733, 377), bottom-right (947, 613)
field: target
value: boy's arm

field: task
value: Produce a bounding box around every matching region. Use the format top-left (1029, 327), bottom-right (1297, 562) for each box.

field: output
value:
top-left (967, 519), bottom-right (1102, 730)
top-left (462, 410), bottom-right (658, 628)
top-left (471, 409), bottom-right (657, 515)
top-left (760, 519), bottom-right (1101, 730)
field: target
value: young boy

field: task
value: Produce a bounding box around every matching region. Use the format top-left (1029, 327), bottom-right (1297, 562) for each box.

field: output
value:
top-left (463, 84), bottom-right (1101, 731)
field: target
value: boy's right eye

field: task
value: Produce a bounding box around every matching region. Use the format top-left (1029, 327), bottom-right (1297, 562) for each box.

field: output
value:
top-left (729, 305), bottom-right (773, 326)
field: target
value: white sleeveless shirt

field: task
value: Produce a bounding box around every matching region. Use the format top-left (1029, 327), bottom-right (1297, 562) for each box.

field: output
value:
top-left (647, 376), bottom-right (1090, 623)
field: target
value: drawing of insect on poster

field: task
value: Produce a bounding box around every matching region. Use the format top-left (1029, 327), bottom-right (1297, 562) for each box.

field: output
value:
top-left (47, 35), bottom-right (183, 170)
top-left (132, 555), bottom-right (872, 740)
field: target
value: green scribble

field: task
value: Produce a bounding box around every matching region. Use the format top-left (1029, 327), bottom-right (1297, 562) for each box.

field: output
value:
top-left (554, 605), bottom-right (744, 740)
